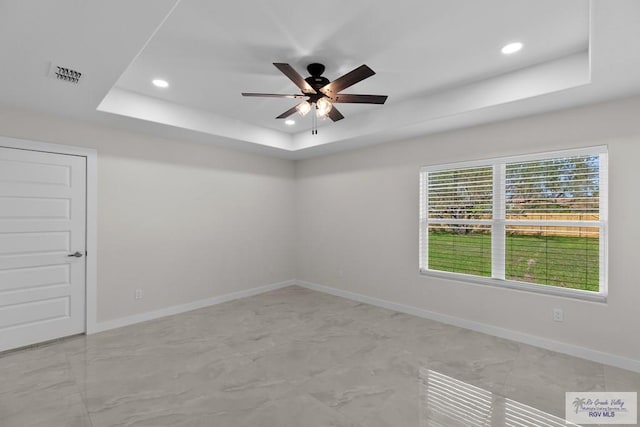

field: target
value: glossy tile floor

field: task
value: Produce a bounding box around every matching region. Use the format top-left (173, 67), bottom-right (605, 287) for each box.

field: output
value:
top-left (1, 286), bottom-right (638, 426)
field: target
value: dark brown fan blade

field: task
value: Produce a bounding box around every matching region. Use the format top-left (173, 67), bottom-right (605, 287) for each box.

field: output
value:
top-left (320, 64), bottom-right (375, 96)
top-left (242, 93), bottom-right (307, 98)
top-left (273, 63), bottom-right (316, 94)
top-left (327, 105), bottom-right (344, 122)
top-left (276, 102), bottom-right (307, 119)
top-left (332, 94), bottom-right (388, 104)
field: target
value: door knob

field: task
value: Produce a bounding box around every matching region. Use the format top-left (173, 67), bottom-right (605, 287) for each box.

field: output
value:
top-left (68, 251), bottom-right (83, 258)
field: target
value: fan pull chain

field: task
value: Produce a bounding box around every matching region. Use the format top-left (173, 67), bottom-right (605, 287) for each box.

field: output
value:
top-left (311, 105), bottom-right (318, 135)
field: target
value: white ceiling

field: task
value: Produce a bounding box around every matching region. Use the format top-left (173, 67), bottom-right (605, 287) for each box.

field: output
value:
top-left (1, 1), bottom-right (640, 159)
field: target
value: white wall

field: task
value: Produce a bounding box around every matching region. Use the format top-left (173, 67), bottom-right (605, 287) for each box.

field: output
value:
top-left (295, 96), bottom-right (640, 363)
top-left (0, 108), bottom-right (296, 323)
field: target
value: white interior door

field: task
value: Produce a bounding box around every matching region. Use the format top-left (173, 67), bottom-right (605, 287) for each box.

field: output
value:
top-left (0, 146), bottom-right (86, 352)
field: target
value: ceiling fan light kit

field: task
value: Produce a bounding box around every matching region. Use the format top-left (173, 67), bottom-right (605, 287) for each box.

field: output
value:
top-left (296, 101), bottom-right (311, 116)
top-left (242, 62), bottom-right (388, 134)
top-left (316, 97), bottom-right (333, 117)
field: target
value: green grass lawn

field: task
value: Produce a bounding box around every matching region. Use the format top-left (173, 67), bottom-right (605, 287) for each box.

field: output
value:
top-left (427, 232), bottom-right (599, 292)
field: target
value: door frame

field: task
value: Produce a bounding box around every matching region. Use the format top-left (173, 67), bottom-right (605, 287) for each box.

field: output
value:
top-left (0, 136), bottom-right (99, 334)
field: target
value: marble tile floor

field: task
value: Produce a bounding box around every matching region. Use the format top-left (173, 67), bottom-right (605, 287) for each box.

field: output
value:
top-left (0, 285), bottom-right (638, 426)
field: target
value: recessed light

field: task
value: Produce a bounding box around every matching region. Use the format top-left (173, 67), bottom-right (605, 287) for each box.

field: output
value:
top-left (284, 119), bottom-right (295, 126)
top-left (501, 42), bottom-right (523, 55)
top-left (152, 79), bottom-right (169, 88)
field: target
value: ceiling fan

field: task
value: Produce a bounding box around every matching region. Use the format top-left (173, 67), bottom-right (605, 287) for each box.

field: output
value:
top-left (242, 63), bottom-right (387, 131)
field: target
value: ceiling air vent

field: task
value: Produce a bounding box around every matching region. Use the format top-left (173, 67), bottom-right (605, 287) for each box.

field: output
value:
top-left (52, 65), bottom-right (82, 84)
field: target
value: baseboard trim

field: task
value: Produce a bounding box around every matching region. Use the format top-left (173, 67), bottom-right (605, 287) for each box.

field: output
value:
top-left (91, 280), bottom-right (295, 334)
top-left (296, 280), bottom-right (640, 373)
top-left (90, 278), bottom-right (639, 373)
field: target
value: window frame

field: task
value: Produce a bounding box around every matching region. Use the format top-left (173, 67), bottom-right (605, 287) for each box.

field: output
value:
top-left (419, 146), bottom-right (608, 302)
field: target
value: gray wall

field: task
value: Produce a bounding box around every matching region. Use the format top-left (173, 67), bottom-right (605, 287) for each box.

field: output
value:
top-left (0, 108), bottom-right (297, 322)
top-left (2, 95), bottom-right (639, 363)
top-left (295, 96), bottom-right (640, 361)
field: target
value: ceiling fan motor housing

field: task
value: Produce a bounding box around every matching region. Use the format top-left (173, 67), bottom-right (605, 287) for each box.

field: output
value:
top-left (305, 63), bottom-right (330, 92)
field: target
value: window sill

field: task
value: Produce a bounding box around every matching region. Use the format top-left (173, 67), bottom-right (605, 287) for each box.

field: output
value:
top-left (419, 269), bottom-right (607, 303)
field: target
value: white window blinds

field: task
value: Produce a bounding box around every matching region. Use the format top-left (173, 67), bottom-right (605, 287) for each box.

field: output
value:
top-left (424, 166), bottom-right (493, 277)
top-left (420, 147), bottom-right (608, 299)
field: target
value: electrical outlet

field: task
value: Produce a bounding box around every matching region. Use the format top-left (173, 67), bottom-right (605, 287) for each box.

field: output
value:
top-left (553, 308), bottom-right (564, 322)
top-left (134, 289), bottom-right (143, 300)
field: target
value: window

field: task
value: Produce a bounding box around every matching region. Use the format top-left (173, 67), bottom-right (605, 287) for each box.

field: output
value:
top-left (419, 147), bottom-right (607, 301)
